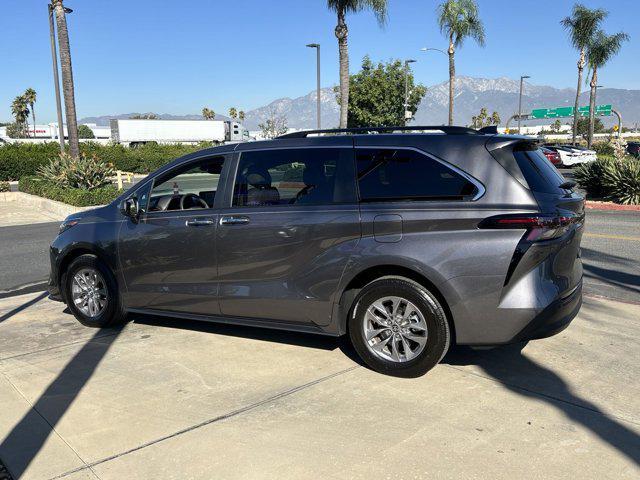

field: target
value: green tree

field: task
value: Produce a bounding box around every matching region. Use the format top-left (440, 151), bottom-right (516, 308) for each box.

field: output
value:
top-left (586, 30), bottom-right (628, 147)
top-left (10, 96), bottom-right (29, 137)
top-left (78, 124), bottom-right (95, 139)
top-left (327, 0), bottom-right (388, 128)
top-left (201, 107), bottom-right (215, 120)
top-left (550, 119), bottom-right (563, 133)
top-left (238, 110), bottom-right (246, 123)
top-left (228, 107), bottom-right (238, 120)
top-left (469, 107), bottom-right (500, 129)
top-left (437, 0), bottom-right (485, 126)
top-left (561, 4), bottom-right (607, 145)
top-left (6, 122), bottom-right (26, 139)
top-left (576, 117), bottom-right (603, 137)
top-left (343, 56), bottom-right (426, 128)
top-left (23, 88), bottom-right (37, 137)
top-left (53, 0), bottom-right (80, 158)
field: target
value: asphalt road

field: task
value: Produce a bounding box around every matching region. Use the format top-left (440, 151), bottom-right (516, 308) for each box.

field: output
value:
top-left (0, 222), bottom-right (59, 297)
top-left (0, 209), bottom-right (638, 302)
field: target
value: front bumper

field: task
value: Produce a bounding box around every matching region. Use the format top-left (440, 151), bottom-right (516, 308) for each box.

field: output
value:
top-left (47, 272), bottom-right (63, 302)
top-left (512, 282), bottom-right (582, 342)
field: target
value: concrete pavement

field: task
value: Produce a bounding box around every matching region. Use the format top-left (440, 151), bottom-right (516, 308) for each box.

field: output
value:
top-left (0, 292), bottom-right (638, 479)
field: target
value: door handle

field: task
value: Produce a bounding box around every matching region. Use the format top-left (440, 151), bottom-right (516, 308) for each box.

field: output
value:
top-left (220, 215), bottom-right (250, 226)
top-left (185, 219), bottom-right (215, 227)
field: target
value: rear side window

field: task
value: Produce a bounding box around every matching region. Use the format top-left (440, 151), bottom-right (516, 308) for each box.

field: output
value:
top-left (356, 148), bottom-right (477, 202)
top-left (513, 148), bottom-right (568, 194)
top-left (233, 148), bottom-right (356, 207)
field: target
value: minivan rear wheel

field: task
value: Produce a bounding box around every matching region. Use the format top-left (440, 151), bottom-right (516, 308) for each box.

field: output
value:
top-left (348, 277), bottom-right (450, 378)
top-left (64, 254), bottom-right (126, 328)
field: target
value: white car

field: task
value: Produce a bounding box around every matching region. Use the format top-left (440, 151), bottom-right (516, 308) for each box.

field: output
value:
top-left (544, 145), bottom-right (593, 167)
top-left (567, 146), bottom-right (597, 162)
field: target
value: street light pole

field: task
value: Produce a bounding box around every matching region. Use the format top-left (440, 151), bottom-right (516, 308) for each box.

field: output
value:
top-left (404, 59), bottom-right (416, 126)
top-left (518, 75), bottom-right (530, 134)
top-left (48, 3), bottom-right (65, 152)
top-left (306, 43), bottom-right (321, 130)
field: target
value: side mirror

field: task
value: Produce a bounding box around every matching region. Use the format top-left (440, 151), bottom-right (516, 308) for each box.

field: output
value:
top-left (122, 197), bottom-right (141, 221)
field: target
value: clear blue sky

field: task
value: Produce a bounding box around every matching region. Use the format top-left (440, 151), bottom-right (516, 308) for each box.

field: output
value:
top-left (2, 0), bottom-right (638, 123)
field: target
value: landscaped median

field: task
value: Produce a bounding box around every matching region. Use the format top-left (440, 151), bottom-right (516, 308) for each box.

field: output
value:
top-left (18, 176), bottom-right (119, 208)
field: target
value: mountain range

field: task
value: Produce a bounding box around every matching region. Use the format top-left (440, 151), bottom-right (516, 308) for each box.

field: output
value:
top-left (80, 76), bottom-right (640, 130)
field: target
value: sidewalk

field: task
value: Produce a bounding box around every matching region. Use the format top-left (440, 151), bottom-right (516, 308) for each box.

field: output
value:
top-left (0, 292), bottom-right (638, 479)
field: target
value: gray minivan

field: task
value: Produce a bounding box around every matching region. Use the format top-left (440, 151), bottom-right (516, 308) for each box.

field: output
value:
top-left (49, 126), bottom-right (584, 377)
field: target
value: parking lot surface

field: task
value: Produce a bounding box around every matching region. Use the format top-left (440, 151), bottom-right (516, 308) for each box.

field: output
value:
top-left (0, 292), bottom-right (638, 479)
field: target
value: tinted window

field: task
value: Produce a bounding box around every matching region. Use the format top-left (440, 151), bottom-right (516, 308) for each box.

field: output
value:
top-left (149, 156), bottom-right (225, 211)
top-left (356, 148), bottom-right (477, 201)
top-left (233, 148), bottom-right (356, 207)
top-left (513, 148), bottom-right (568, 194)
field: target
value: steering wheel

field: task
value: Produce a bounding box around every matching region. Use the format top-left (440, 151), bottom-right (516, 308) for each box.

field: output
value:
top-left (180, 193), bottom-right (208, 210)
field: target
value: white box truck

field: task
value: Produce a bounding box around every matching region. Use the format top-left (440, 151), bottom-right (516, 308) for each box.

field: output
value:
top-left (110, 119), bottom-right (248, 146)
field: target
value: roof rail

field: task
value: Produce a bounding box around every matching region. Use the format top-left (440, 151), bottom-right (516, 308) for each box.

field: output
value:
top-left (277, 125), bottom-right (481, 139)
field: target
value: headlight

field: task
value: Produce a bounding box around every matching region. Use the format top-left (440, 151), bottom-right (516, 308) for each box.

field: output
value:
top-left (59, 219), bottom-right (79, 235)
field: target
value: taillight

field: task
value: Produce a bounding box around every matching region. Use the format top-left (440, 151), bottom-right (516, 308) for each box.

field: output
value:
top-left (479, 214), bottom-right (581, 242)
top-left (544, 152), bottom-right (561, 165)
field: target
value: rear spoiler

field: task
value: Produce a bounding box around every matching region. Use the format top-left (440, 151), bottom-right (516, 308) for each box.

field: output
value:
top-left (485, 135), bottom-right (541, 154)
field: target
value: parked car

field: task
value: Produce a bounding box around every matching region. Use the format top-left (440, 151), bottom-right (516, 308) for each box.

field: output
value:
top-left (566, 145), bottom-right (597, 162)
top-left (543, 145), bottom-right (587, 167)
top-left (626, 141), bottom-right (640, 158)
top-left (49, 126), bottom-right (585, 377)
top-left (541, 146), bottom-right (562, 166)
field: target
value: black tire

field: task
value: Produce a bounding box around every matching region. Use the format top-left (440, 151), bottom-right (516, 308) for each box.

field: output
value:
top-left (63, 254), bottom-right (127, 328)
top-left (348, 277), bottom-right (450, 378)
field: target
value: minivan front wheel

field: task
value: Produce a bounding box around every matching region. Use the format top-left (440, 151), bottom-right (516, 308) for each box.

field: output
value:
top-left (349, 278), bottom-right (450, 377)
top-left (64, 254), bottom-right (126, 328)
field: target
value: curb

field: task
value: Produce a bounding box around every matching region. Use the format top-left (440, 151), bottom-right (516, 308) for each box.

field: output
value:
top-left (585, 201), bottom-right (640, 212)
top-left (0, 191), bottom-right (99, 220)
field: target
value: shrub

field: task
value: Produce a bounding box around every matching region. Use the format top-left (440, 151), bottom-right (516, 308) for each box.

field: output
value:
top-left (0, 181), bottom-right (10, 192)
top-left (38, 153), bottom-right (114, 189)
top-left (574, 157), bottom-right (640, 204)
top-left (19, 176), bottom-right (119, 207)
top-left (593, 142), bottom-right (614, 156)
top-left (601, 158), bottom-right (640, 205)
top-left (78, 124), bottom-right (95, 139)
top-left (574, 157), bottom-right (614, 199)
top-left (0, 142), bottom-right (204, 180)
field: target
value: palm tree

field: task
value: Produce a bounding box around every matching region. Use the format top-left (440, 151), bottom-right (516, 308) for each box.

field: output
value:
top-left (585, 30), bottom-right (629, 147)
top-left (238, 110), bottom-right (246, 123)
top-left (23, 88), bottom-right (37, 137)
top-left (327, 0), bottom-right (388, 128)
top-left (53, 0), bottom-right (80, 158)
top-left (228, 107), bottom-right (238, 120)
top-left (437, 0), bottom-right (485, 126)
top-left (561, 4), bottom-right (607, 145)
top-left (202, 107), bottom-right (215, 120)
top-left (11, 95), bottom-right (30, 137)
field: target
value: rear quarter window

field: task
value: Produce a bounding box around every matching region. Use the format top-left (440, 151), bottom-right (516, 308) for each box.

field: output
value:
top-left (513, 148), bottom-right (568, 194)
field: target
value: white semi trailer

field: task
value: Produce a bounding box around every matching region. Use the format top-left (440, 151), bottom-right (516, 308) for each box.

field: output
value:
top-left (110, 119), bottom-right (248, 146)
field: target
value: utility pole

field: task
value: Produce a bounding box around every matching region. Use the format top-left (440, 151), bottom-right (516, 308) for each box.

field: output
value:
top-left (306, 43), bottom-right (321, 129)
top-left (48, 3), bottom-right (65, 152)
top-left (404, 59), bottom-right (416, 126)
top-left (518, 75), bottom-right (530, 134)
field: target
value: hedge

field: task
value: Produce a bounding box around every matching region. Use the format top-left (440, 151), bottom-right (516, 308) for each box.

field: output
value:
top-left (0, 181), bottom-right (9, 192)
top-left (19, 176), bottom-right (120, 207)
top-left (0, 142), bottom-right (211, 181)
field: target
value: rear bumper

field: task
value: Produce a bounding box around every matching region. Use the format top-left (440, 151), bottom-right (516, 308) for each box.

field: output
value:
top-left (511, 282), bottom-right (582, 342)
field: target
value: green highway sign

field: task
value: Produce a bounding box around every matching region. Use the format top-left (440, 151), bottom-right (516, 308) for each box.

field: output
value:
top-left (530, 105), bottom-right (612, 119)
top-left (578, 104), bottom-right (612, 117)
